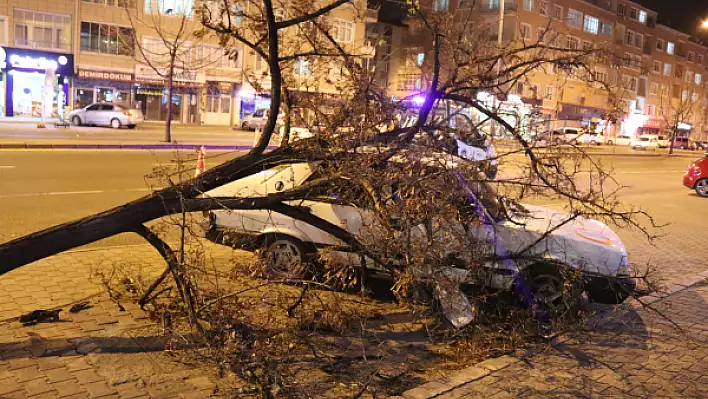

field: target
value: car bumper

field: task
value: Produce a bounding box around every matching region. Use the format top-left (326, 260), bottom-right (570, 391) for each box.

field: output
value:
top-left (684, 174), bottom-right (698, 188)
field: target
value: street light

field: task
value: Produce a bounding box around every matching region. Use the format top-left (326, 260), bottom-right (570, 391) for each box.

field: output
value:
top-left (702, 19), bottom-right (708, 30)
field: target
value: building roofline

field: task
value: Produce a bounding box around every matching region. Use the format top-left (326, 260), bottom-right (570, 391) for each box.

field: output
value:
top-left (620, 0), bottom-right (658, 16)
top-left (657, 24), bottom-right (691, 39)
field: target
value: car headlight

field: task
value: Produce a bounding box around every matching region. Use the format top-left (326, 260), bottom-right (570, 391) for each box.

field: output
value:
top-left (617, 256), bottom-right (631, 277)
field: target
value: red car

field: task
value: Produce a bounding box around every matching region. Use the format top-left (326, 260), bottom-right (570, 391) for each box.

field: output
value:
top-left (684, 155), bottom-right (708, 197)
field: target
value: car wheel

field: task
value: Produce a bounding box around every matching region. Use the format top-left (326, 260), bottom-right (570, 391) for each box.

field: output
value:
top-left (526, 264), bottom-right (583, 322)
top-left (110, 118), bottom-right (121, 129)
top-left (695, 179), bottom-right (708, 198)
top-left (72, 116), bottom-right (82, 126)
top-left (241, 122), bottom-right (249, 130)
top-left (260, 235), bottom-right (313, 280)
top-left (127, 124), bottom-right (136, 129)
top-left (607, 140), bottom-right (613, 146)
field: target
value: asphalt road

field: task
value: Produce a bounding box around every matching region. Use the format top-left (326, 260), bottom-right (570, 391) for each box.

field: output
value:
top-left (0, 149), bottom-right (706, 284)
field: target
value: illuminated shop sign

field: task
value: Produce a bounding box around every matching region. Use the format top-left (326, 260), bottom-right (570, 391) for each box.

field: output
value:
top-left (0, 47), bottom-right (74, 75)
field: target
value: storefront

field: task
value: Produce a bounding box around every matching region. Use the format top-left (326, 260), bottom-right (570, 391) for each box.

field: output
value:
top-left (237, 82), bottom-right (271, 119)
top-left (74, 68), bottom-right (135, 110)
top-left (204, 81), bottom-right (236, 125)
top-left (0, 47), bottom-right (74, 118)
top-left (133, 65), bottom-right (205, 124)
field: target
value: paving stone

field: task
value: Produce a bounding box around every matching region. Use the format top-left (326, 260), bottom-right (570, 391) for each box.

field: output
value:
top-left (24, 378), bottom-right (56, 397)
top-left (83, 382), bottom-right (117, 398)
top-left (74, 369), bottom-right (104, 385)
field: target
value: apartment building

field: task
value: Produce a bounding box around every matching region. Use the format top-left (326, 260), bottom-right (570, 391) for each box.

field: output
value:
top-left (0, 0), bottom-right (372, 125)
top-left (377, 0), bottom-right (708, 140)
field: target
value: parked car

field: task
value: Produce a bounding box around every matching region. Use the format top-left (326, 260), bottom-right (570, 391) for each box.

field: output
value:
top-left (606, 135), bottom-right (632, 146)
top-left (672, 137), bottom-right (694, 150)
top-left (201, 157), bottom-right (636, 306)
top-left (69, 103), bottom-right (144, 129)
top-left (578, 132), bottom-right (604, 145)
top-left (695, 141), bottom-right (708, 150)
top-left (683, 154), bottom-right (708, 197)
top-left (630, 136), bottom-right (658, 151)
top-left (657, 135), bottom-right (670, 148)
top-left (239, 109), bottom-right (269, 131)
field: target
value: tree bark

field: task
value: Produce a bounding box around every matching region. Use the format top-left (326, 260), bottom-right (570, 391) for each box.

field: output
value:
top-left (0, 150), bottom-right (311, 275)
top-left (165, 66), bottom-right (175, 143)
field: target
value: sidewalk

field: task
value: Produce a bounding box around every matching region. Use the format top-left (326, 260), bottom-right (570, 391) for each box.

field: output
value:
top-left (397, 276), bottom-right (708, 398)
top-left (0, 244), bottom-right (239, 398)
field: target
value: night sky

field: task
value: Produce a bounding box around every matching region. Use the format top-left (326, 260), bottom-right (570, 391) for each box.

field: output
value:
top-left (635, 0), bottom-right (708, 39)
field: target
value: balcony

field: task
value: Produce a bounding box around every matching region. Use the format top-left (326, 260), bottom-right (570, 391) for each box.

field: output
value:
top-left (480, 0), bottom-right (517, 13)
top-left (14, 38), bottom-right (71, 52)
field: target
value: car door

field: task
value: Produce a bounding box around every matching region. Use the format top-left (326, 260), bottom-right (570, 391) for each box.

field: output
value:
top-left (98, 104), bottom-right (115, 126)
top-left (84, 104), bottom-right (101, 124)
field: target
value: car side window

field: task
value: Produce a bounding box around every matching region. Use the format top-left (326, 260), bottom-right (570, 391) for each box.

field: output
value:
top-left (100, 104), bottom-right (114, 111)
top-left (253, 109), bottom-right (263, 117)
top-left (86, 104), bottom-right (100, 111)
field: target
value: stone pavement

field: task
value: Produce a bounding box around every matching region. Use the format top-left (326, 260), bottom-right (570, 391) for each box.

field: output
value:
top-left (398, 278), bottom-right (708, 399)
top-left (0, 244), bottom-right (236, 398)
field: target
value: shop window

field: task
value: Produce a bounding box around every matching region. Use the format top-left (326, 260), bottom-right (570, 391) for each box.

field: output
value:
top-left (75, 88), bottom-right (94, 109)
top-left (82, 0), bottom-right (136, 7)
top-left (220, 96), bottom-right (231, 113)
top-left (13, 9), bottom-right (72, 51)
top-left (81, 22), bottom-right (135, 56)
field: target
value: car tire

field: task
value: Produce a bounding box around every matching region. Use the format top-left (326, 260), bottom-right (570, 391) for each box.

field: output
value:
top-left (525, 264), bottom-right (583, 322)
top-left (110, 118), bottom-right (121, 129)
top-left (259, 235), bottom-right (315, 280)
top-left (607, 140), bottom-right (613, 146)
top-left (127, 124), bottom-right (136, 129)
top-left (72, 116), bottom-right (82, 126)
top-left (695, 179), bottom-right (708, 198)
top-left (241, 122), bottom-right (249, 130)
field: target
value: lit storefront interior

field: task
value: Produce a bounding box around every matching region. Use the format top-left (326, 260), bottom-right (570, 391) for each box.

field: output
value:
top-left (1, 47), bottom-right (73, 118)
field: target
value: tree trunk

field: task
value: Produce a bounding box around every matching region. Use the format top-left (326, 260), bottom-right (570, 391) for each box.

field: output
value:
top-left (165, 69), bottom-right (175, 143)
top-left (669, 125), bottom-right (675, 155)
top-left (0, 150), bottom-right (304, 275)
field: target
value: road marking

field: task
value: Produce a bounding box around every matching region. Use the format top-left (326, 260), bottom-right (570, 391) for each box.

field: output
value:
top-left (0, 165), bottom-right (16, 169)
top-left (0, 188), bottom-right (150, 199)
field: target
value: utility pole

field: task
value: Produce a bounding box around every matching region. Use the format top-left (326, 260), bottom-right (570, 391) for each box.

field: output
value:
top-left (491, 0), bottom-right (505, 139)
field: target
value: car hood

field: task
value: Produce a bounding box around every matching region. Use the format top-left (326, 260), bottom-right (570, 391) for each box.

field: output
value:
top-left (498, 204), bottom-right (629, 276)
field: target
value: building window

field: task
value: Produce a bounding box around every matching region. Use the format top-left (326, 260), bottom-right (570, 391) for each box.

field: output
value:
top-left (82, 0), bottom-right (137, 7)
top-left (647, 104), bottom-right (655, 115)
top-left (688, 51), bottom-right (695, 62)
top-left (638, 10), bottom-right (647, 24)
top-left (539, 0), bottom-right (548, 16)
top-left (696, 73), bottom-right (702, 85)
top-left (294, 59), bottom-right (311, 75)
top-left (628, 7), bottom-right (638, 20)
top-left (583, 41), bottom-right (592, 51)
top-left (552, 5), bottom-right (563, 20)
top-left (537, 27), bottom-right (547, 43)
top-left (14, 9), bottom-right (72, 51)
top-left (398, 75), bottom-right (421, 90)
top-left (686, 71), bottom-right (693, 82)
top-left (583, 15), bottom-right (599, 34)
top-left (544, 86), bottom-right (554, 100)
top-left (566, 36), bottom-right (579, 50)
top-left (656, 39), bottom-right (665, 51)
top-left (600, 22), bottom-right (612, 37)
top-left (523, 0), bottom-right (533, 11)
top-left (698, 54), bottom-right (704, 64)
top-left (331, 19), bottom-right (354, 43)
top-left (80, 22), bottom-right (134, 56)
top-left (634, 33), bottom-right (643, 49)
top-left (515, 82), bottom-right (525, 95)
top-left (649, 82), bottom-right (658, 95)
top-left (433, 0), bottom-right (449, 11)
top-left (416, 52), bottom-right (425, 66)
top-left (198, 45), bottom-right (239, 69)
top-left (519, 23), bottom-right (532, 40)
top-left (567, 9), bottom-right (582, 28)
top-left (594, 70), bottom-right (607, 83)
top-left (664, 63), bottom-right (672, 76)
top-left (692, 93), bottom-right (699, 102)
top-left (206, 94), bottom-right (230, 114)
top-left (531, 84), bottom-right (540, 98)
top-left (254, 54), bottom-right (265, 71)
top-left (617, 3), bottom-right (626, 16)
top-left (622, 75), bottom-right (638, 91)
top-left (667, 41), bottom-right (675, 54)
top-left (625, 30), bottom-right (634, 46)
top-left (652, 60), bottom-right (661, 74)
top-left (682, 90), bottom-right (688, 101)
top-left (145, 0), bottom-right (194, 17)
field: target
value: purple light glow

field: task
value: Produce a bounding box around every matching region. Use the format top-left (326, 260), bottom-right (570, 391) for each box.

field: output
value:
top-left (412, 95), bottom-right (425, 105)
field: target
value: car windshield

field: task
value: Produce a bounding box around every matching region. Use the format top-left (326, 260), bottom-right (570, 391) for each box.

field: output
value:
top-left (639, 137), bottom-right (650, 142)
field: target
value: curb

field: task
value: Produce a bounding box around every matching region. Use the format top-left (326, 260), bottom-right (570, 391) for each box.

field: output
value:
top-left (395, 270), bottom-right (708, 399)
top-left (0, 143), bottom-right (278, 151)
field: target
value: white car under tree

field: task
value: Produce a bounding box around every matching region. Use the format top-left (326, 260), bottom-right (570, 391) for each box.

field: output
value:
top-left (202, 159), bottom-right (636, 310)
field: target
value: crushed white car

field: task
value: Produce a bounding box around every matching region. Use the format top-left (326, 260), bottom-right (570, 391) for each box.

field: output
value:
top-left (202, 159), bottom-right (636, 314)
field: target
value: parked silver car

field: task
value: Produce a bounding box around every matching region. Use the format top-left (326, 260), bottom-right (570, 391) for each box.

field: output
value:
top-left (239, 108), bottom-right (269, 131)
top-left (70, 103), bottom-right (144, 129)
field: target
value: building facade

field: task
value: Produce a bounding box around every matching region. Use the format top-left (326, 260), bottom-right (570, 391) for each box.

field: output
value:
top-left (377, 0), bottom-right (708, 140)
top-left (0, 0), bottom-right (372, 126)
